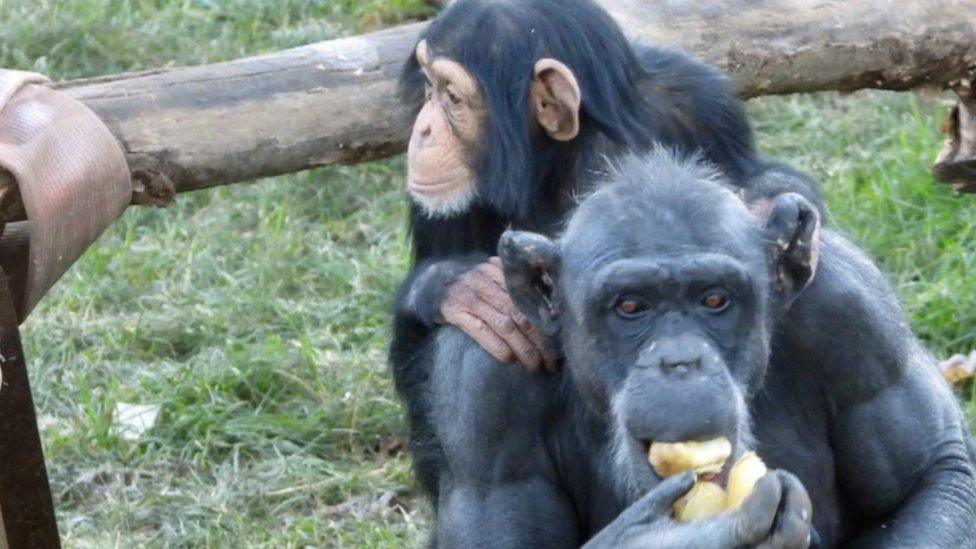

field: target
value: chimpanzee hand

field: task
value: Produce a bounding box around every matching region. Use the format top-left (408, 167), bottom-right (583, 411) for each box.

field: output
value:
top-left (440, 257), bottom-right (558, 372)
top-left (585, 470), bottom-right (813, 549)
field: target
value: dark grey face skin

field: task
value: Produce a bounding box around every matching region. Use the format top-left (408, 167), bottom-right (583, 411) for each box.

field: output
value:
top-left (425, 150), bottom-right (976, 548)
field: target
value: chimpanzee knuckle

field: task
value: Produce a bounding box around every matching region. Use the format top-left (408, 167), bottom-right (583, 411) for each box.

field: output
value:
top-left (492, 345), bottom-right (515, 363)
top-left (479, 290), bottom-right (509, 315)
top-left (497, 317), bottom-right (518, 336)
top-left (512, 310), bottom-right (535, 332)
top-left (485, 263), bottom-right (507, 284)
top-left (474, 262), bottom-right (495, 277)
top-left (461, 322), bottom-right (512, 363)
top-left (454, 287), bottom-right (478, 308)
top-left (441, 305), bottom-right (462, 325)
top-left (623, 474), bottom-right (693, 524)
top-left (478, 339), bottom-right (513, 364)
top-left (467, 276), bottom-right (496, 299)
top-left (497, 296), bottom-right (522, 319)
top-left (734, 474), bottom-right (781, 544)
top-left (767, 515), bottom-right (812, 549)
top-left (656, 471), bottom-right (697, 507)
top-left (469, 316), bottom-right (492, 335)
top-left (778, 470), bottom-right (813, 511)
top-left (459, 270), bottom-right (483, 288)
top-left (442, 296), bottom-right (463, 316)
top-left (515, 343), bottom-right (542, 368)
top-left (771, 471), bottom-right (813, 548)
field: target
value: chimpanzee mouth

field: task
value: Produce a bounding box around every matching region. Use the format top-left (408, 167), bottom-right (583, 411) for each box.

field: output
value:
top-left (641, 437), bottom-right (736, 486)
top-left (407, 177), bottom-right (460, 195)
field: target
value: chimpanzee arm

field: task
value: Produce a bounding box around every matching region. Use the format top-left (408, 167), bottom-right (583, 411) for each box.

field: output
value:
top-left (832, 361), bottom-right (976, 547)
top-left (389, 254), bottom-right (489, 498)
top-left (798, 232), bottom-right (976, 546)
top-left (429, 328), bottom-right (580, 547)
top-left (390, 253), bottom-right (490, 402)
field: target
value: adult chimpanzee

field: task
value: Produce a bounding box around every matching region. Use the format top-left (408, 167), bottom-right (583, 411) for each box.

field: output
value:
top-left (426, 150), bottom-right (976, 547)
top-left (391, 0), bottom-right (822, 499)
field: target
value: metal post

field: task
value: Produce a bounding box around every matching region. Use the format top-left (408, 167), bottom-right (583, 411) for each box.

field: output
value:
top-left (0, 267), bottom-right (60, 548)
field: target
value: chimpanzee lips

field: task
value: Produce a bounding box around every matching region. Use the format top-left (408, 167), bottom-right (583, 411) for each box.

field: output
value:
top-left (407, 177), bottom-right (460, 195)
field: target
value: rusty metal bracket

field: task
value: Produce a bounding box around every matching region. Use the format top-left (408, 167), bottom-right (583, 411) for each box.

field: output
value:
top-left (933, 77), bottom-right (976, 192)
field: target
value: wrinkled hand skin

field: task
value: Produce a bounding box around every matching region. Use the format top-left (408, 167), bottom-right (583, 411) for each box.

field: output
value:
top-left (440, 258), bottom-right (558, 372)
top-left (585, 470), bottom-right (813, 549)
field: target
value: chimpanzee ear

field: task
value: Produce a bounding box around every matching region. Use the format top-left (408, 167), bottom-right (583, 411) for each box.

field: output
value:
top-left (761, 193), bottom-right (821, 298)
top-left (498, 230), bottom-right (562, 336)
top-left (531, 59), bottom-right (581, 142)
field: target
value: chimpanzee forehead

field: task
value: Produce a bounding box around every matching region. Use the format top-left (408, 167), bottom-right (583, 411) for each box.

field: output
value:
top-left (561, 220), bottom-right (761, 282)
top-left (559, 153), bottom-right (765, 273)
top-left (563, 191), bottom-right (759, 261)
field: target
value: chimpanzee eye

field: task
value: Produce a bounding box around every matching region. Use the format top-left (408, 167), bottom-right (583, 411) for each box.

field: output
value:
top-left (446, 88), bottom-right (462, 105)
top-left (700, 291), bottom-right (731, 313)
top-left (613, 296), bottom-right (649, 318)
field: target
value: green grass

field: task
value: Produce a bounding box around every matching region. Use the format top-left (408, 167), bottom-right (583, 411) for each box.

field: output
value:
top-left (3, 0), bottom-right (976, 546)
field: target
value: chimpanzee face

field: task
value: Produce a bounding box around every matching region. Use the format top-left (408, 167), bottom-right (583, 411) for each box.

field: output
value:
top-left (404, 37), bottom-right (581, 218)
top-left (406, 40), bottom-right (486, 217)
top-left (500, 152), bottom-right (819, 497)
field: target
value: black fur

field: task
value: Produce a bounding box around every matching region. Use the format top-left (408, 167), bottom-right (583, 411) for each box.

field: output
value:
top-left (390, 0), bottom-right (822, 503)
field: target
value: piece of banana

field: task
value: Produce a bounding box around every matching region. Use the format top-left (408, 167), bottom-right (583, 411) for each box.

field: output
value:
top-left (647, 437), bottom-right (732, 478)
top-left (646, 438), bottom-right (769, 522)
top-left (725, 451), bottom-right (768, 510)
top-left (673, 481), bottom-right (727, 521)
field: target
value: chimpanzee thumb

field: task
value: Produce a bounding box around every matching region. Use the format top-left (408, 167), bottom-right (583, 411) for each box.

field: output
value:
top-left (625, 472), bottom-right (696, 523)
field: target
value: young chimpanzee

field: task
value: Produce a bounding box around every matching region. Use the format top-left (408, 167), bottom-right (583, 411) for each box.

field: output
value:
top-left (426, 150), bottom-right (976, 547)
top-left (391, 0), bottom-right (820, 500)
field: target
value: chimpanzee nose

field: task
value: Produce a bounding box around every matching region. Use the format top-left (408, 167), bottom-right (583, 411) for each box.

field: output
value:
top-left (414, 122), bottom-right (433, 147)
top-left (661, 358), bottom-right (699, 375)
top-left (411, 102), bottom-right (439, 148)
top-left (635, 336), bottom-right (707, 376)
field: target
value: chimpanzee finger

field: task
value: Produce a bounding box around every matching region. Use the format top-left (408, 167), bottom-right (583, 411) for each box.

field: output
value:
top-left (730, 473), bottom-right (782, 546)
top-left (475, 261), bottom-right (557, 369)
top-left (757, 470), bottom-right (812, 549)
top-left (460, 271), bottom-right (546, 369)
top-left (469, 300), bottom-right (543, 371)
top-left (451, 311), bottom-right (516, 364)
top-left (618, 472), bottom-right (696, 525)
top-left (467, 268), bottom-right (517, 314)
top-left (510, 307), bottom-right (559, 371)
top-left (478, 259), bottom-right (508, 289)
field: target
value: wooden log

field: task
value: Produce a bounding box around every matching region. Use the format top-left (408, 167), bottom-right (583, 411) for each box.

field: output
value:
top-left (933, 79), bottom-right (976, 191)
top-left (55, 0), bottom-right (976, 198)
